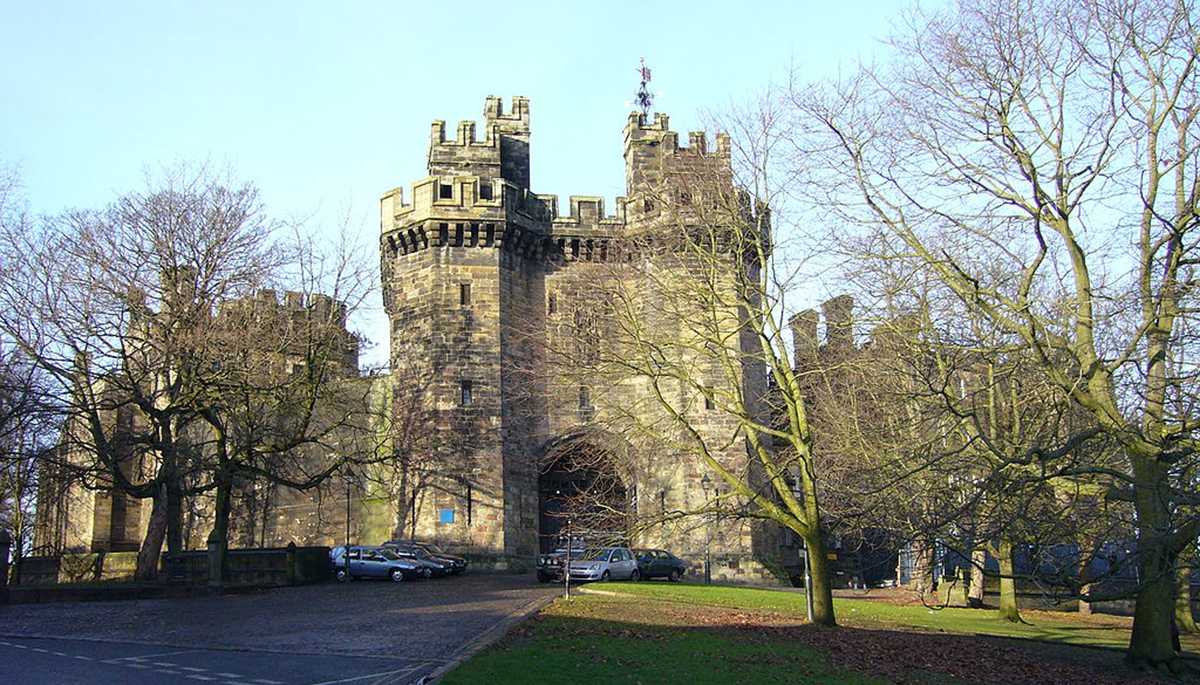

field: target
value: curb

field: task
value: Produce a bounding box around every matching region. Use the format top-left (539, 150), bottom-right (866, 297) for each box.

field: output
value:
top-left (418, 591), bottom-right (559, 684)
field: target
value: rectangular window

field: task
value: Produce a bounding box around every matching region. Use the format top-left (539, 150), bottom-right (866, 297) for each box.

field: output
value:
top-left (705, 387), bottom-right (715, 411)
top-left (439, 183), bottom-right (453, 199)
top-left (579, 386), bottom-right (591, 410)
top-left (460, 380), bottom-right (473, 406)
top-left (439, 509), bottom-right (456, 524)
top-left (460, 283), bottom-right (471, 306)
top-left (479, 183), bottom-right (493, 200)
top-left (547, 293), bottom-right (557, 315)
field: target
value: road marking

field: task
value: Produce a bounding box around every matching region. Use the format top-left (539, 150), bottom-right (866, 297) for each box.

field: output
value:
top-left (158, 669), bottom-right (181, 674)
top-left (154, 662), bottom-right (180, 667)
top-left (181, 666), bottom-right (207, 672)
top-left (32, 648), bottom-right (48, 652)
top-left (127, 663), bottom-right (151, 669)
top-left (125, 649), bottom-right (197, 660)
top-left (215, 672), bottom-right (243, 678)
top-left (187, 676), bottom-right (217, 681)
top-left (74, 655), bottom-right (94, 661)
top-left (252, 680), bottom-right (283, 685)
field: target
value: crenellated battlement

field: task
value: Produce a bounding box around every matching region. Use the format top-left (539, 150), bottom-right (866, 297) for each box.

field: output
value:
top-left (428, 96), bottom-right (532, 188)
top-left (623, 112), bottom-right (732, 196)
top-left (484, 95), bottom-right (530, 134)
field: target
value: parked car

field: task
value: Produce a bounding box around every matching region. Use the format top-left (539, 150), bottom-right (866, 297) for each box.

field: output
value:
top-left (634, 548), bottom-right (687, 582)
top-left (380, 541), bottom-right (454, 576)
top-left (536, 544), bottom-right (588, 583)
top-left (331, 545), bottom-right (426, 582)
top-left (567, 547), bottom-right (640, 582)
top-left (385, 541), bottom-right (468, 574)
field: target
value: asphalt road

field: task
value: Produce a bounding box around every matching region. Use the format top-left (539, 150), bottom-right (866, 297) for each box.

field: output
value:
top-left (0, 573), bottom-right (559, 685)
top-left (0, 635), bottom-right (429, 685)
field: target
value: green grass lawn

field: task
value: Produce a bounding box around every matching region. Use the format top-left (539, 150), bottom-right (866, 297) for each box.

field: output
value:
top-left (440, 590), bottom-right (916, 685)
top-left (440, 582), bottom-right (1174, 685)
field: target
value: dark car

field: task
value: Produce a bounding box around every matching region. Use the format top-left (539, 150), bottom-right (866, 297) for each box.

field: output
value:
top-left (634, 548), bottom-right (687, 582)
top-left (536, 545), bottom-right (588, 583)
top-left (380, 541), bottom-right (455, 576)
top-left (331, 545), bottom-right (425, 582)
top-left (387, 541), bottom-right (469, 574)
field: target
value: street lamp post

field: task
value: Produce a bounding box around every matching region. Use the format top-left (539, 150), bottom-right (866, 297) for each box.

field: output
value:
top-left (341, 470), bottom-right (354, 578)
top-left (700, 474), bottom-right (712, 585)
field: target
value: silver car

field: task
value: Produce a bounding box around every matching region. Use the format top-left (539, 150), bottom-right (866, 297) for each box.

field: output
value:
top-left (567, 547), bottom-right (640, 582)
top-left (332, 545), bottom-right (426, 582)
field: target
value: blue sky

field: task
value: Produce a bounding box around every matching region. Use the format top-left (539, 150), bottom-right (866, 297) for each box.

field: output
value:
top-left (1, 0), bottom-right (909, 364)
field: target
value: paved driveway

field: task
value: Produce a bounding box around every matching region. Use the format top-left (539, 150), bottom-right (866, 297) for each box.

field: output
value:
top-left (0, 573), bottom-right (559, 684)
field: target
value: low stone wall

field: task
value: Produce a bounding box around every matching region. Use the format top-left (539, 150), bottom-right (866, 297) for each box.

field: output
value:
top-left (164, 545), bottom-right (331, 586)
top-left (14, 545), bottom-right (331, 589)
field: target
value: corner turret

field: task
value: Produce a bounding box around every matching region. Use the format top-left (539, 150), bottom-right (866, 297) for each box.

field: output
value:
top-left (428, 96), bottom-right (531, 189)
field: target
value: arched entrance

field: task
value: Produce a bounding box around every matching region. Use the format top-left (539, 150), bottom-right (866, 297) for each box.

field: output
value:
top-left (538, 440), bottom-right (630, 553)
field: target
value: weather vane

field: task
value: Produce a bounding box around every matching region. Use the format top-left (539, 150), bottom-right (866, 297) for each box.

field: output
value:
top-left (635, 57), bottom-right (654, 117)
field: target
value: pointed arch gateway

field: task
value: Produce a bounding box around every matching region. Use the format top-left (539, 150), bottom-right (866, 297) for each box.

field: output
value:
top-left (537, 431), bottom-right (636, 553)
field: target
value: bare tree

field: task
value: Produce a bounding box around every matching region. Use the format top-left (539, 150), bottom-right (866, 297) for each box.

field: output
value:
top-left (532, 109), bottom-right (841, 623)
top-left (788, 0), bottom-right (1200, 669)
top-left (0, 163), bottom-right (379, 581)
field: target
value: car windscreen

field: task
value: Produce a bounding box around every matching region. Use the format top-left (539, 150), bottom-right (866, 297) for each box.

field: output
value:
top-left (377, 548), bottom-right (403, 560)
top-left (581, 548), bottom-right (612, 561)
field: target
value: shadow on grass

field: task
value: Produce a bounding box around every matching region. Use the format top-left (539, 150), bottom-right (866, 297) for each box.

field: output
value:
top-left (440, 592), bottom-right (1171, 685)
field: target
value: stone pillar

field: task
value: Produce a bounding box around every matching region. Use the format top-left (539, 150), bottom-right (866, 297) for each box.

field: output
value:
top-left (0, 529), bottom-right (10, 588)
top-left (206, 531), bottom-right (225, 595)
top-left (286, 542), bottom-right (297, 586)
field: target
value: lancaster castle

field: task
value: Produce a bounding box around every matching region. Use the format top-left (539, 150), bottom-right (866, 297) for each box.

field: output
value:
top-left (36, 96), bottom-right (805, 584)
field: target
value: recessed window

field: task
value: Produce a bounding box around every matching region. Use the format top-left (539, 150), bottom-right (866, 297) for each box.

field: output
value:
top-left (643, 199), bottom-right (654, 213)
top-left (579, 386), bottom-right (591, 410)
top-left (705, 387), bottom-right (715, 410)
top-left (460, 381), bottom-right (473, 406)
top-left (460, 283), bottom-right (471, 306)
top-left (440, 183), bottom-right (453, 199)
top-left (479, 183), bottom-right (493, 200)
top-left (548, 293), bottom-right (557, 315)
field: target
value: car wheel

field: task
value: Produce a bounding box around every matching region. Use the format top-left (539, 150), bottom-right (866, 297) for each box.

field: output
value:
top-left (630, 569), bottom-right (640, 582)
top-left (601, 570), bottom-right (611, 582)
top-left (390, 569), bottom-right (405, 583)
top-left (422, 568), bottom-right (432, 579)
top-left (669, 569), bottom-right (682, 582)
top-left (336, 569), bottom-right (349, 583)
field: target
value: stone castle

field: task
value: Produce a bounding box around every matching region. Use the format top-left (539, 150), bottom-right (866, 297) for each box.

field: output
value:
top-left (35, 96), bottom-right (794, 584)
top-left (379, 96), bottom-right (778, 580)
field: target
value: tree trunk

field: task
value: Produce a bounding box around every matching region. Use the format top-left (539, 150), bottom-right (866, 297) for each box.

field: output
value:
top-left (1128, 547), bottom-right (1181, 670)
top-left (912, 537), bottom-right (935, 601)
top-left (206, 477), bottom-right (232, 592)
top-left (996, 540), bottom-right (1022, 623)
top-left (1176, 560), bottom-right (1197, 633)
top-left (135, 484), bottom-right (168, 581)
top-left (166, 484), bottom-right (183, 555)
top-left (968, 548), bottom-right (986, 609)
top-left (1125, 458), bottom-right (1186, 671)
top-left (804, 531), bottom-right (837, 626)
